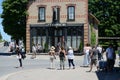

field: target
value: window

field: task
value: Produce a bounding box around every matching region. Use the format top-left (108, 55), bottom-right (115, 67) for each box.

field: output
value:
top-left (67, 6), bottom-right (75, 21)
top-left (52, 6), bottom-right (60, 23)
top-left (38, 7), bottom-right (45, 22)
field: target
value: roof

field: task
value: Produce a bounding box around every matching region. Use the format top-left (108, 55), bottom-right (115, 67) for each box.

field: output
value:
top-left (88, 13), bottom-right (100, 24)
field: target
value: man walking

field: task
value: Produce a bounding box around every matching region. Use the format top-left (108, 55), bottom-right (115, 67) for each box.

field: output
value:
top-left (106, 44), bottom-right (116, 72)
top-left (88, 46), bottom-right (98, 72)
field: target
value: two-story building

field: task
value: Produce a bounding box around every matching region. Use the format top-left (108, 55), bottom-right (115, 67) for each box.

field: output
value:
top-left (26, 0), bottom-right (94, 53)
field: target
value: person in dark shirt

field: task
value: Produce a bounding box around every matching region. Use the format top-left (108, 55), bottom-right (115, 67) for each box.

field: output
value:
top-left (59, 47), bottom-right (66, 70)
top-left (16, 47), bottom-right (23, 68)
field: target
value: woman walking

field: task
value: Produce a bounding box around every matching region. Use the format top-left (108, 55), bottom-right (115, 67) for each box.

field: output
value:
top-left (67, 47), bottom-right (75, 69)
top-left (83, 43), bottom-right (92, 67)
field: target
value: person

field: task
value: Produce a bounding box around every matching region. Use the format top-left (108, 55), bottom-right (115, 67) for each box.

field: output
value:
top-left (67, 47), bottom-right (75, 69)
top-left (82, 43), bottom-right (92, 67)
top-left (55, 42), bottom-right (61, 55)
top-left (59, 47), bottom-right (66, 70)
top-left (118, 47), bottom-right (120, 66)
top-left (97, 45), bottom-right (103, 60)
top-left (118, 47), bottom-right (120, 60)
top-left (37, 44), bottom-right (42, 53)
top-left (88, 46), bottom-right (98, 72)
top-left (49, 46), bottom-right (56, 69)
top-left (16, 47), bottom-right (23, 68)
top-left (31, 44), bottom-right (37, 59)
top-left (21, 47), bottom-right (26, 59)
top-left (106, 44), bottom-right (116, 72)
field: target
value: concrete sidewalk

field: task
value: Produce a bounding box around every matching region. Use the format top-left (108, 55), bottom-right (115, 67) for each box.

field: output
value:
top-left (1, 66), bottom-right (98, 80)
top-left (0, 55), bottom-right (120, 80)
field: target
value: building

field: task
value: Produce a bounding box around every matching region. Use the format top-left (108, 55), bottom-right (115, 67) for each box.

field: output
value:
top-left (26, 0), bottom-right (98, 53)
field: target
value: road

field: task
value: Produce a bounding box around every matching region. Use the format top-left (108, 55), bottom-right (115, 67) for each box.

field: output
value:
top-left (0, 55), bottom-right (82, 77)
top-left (0, 42), bottom-right (120, 80)
top-left (0, 42), bottom-right (10, 53)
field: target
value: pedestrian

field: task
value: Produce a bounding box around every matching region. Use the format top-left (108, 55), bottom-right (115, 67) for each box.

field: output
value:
top-left (55, 42), bottom-right (61, 55)
top-left (67, 47), bottom-right (75, 69)
top-left (97, 45), bottom-right (103, 60)
top-left (31, 44), bottom-right (37, 59)
top-left (88, 46), bottom-right (98, 72)
top-left (118, 47), bottom-right (120, 60)
top-left (106, 44), bottom-right (116, 72)
top-left (49, 46), bottom-right (56, 69)
top-left (16, 47), bottom-right (23, 68)
top-left (82, 43), bottom-right (92, 67)
top-left (59, 47), bottom-right (66, 70)
top-left (37, 44), bottom-right (42, 53)
top-left (118, 47), bottom-right (120, 66)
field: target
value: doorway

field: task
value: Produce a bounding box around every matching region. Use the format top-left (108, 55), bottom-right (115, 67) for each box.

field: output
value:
top-left (49, 27), bottom-right (64, 47)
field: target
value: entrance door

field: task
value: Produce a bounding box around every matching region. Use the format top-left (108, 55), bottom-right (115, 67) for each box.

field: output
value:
top-left (49, 28), bottom-right (64, 47)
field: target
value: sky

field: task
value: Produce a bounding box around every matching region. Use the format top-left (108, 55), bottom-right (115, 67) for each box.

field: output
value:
top-left (0, 0), bottom-right (11, 41)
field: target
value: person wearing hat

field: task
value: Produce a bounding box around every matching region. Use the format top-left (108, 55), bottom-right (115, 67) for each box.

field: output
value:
top-left (67, 46), bottom-right (75, 69)
top-left (49, 46), bottom-right (56, 69)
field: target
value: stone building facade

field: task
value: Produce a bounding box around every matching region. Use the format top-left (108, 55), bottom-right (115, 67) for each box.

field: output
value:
top-left (26, 0), bottom-right (89, 53)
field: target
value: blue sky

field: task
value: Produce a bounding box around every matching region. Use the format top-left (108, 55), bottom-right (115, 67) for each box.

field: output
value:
top-left (0, 0), bottom-right (11, 41)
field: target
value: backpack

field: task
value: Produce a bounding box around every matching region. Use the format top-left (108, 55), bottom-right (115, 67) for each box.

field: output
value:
top-left (59, 51), bottom-right (64, 58)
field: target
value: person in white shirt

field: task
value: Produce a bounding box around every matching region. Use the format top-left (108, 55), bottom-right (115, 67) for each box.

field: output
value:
top-left (67, 47), bottom-right (75, 69)
top-left (31, 44), bottom-right (37, 59)
top-left (83, 43), bottom-right (92, 67)
top-left (97, 45), bottom-right (103, 60)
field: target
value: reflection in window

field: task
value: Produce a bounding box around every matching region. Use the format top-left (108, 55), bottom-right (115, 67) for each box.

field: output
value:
top-left (39, 7), bottom-right (45, 21)
top-left (67, 6), bottom-right (75, 21)
top-left (67, 36), bottom-right (71, 47)
top-left (72, 36), bottom-right (76, 49)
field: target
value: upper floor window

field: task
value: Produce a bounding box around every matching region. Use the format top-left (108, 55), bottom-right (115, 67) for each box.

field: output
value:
top-left (67, 6), bottom-right (75, 21)
top-left (38, 7), bottom-right (45, 22)
top-left (52, 6), bottom-right (60, 23)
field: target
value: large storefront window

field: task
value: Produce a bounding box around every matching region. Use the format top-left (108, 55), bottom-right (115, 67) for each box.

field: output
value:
top-left (67, 27), bottom-right (82, 51)
top-left (30, 25), bottom-right (83, 52)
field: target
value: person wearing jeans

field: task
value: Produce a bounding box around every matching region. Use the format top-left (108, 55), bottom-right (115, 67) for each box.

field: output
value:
top-left (67, 47), bottom-right (75, 69)
top-left (16, 47), bottom-right (23, 68)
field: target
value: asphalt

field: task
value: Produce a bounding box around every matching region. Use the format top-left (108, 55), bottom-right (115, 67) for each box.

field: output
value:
top-left (0, 54), bottom-right (120, 80)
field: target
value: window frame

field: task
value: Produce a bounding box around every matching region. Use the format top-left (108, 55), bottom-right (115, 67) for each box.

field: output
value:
top-left (67, 6), bottom-right (75, 21)
top-left (38, 7), bottom-right (46, 22)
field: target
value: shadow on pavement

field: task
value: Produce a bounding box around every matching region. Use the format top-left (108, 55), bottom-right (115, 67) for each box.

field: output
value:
top-left (96, 67), bottom-right (120, 80)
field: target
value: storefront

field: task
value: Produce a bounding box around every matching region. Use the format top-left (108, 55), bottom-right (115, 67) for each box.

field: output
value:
top-left (30, 23), bottom-right (84, 52)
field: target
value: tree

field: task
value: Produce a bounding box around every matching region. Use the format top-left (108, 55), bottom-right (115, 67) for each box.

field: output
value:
top-left (1, 0), bottom-right (28, 45)
top-left (89, 0), bottom-right (120, 37)
top-left (89, 0), bottom-right (120, 48)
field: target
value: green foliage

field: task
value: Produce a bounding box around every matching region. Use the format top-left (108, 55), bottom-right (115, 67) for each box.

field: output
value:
top-left (1, 0), bottom-right (28, 45)
top-left (90, 25), bottom-right (96, 46)
top-left (89, 0), bottom-right (120, 37)
top-left (79, 41), bottom-right (83, 52)
top-left (44, 42), bottom-right (48, 52)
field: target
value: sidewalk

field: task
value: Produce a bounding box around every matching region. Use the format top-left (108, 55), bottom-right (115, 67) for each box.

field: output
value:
top-left (0, 54), bottom-right (120, 80)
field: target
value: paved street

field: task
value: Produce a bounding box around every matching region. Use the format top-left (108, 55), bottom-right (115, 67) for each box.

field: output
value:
top-left (0, 42), bottom-right (120, 80)
top-left (0, 54), bottom-right (120, 80)
top-left (0, 42), bottom-right (10, 53)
